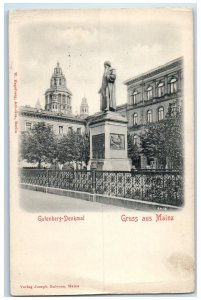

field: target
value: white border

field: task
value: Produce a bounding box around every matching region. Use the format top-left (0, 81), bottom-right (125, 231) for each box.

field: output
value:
top-left (2, 1), bottom-right (199, 299)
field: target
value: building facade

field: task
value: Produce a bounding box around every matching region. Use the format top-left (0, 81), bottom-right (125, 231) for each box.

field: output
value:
top-left (116, 57), bottom-right (183, 168)
top-left (19, 106), bottom-right (86, 136)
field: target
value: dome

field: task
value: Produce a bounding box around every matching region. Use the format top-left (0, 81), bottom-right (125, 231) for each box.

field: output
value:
top-left (44, 62), bottom-right (73, 115)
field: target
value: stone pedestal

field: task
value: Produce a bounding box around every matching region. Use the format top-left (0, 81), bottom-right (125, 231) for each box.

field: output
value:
top-left (88, 111), bottom-right (132, 171)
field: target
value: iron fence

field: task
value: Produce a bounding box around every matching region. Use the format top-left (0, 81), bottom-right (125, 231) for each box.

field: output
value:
top-left (20, 169), bottom-right (183, 206)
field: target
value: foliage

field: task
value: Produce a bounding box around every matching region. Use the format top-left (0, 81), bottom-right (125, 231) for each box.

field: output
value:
top-left (57, 131), bottom-right (90, 167)
top-left (20, 122), bottom-right (58, 168)
top-left (127, 132), bottom-right (141, 166)
top-left (20, 122), bottom-right (90, 169)
top-left (79, 133), bottom-right (90, 166)
top-left (140, 107), bottom-right (183, 169)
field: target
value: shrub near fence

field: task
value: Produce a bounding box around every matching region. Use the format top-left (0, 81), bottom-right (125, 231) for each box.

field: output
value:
top-left (20, 169), bottom-right (183, 207)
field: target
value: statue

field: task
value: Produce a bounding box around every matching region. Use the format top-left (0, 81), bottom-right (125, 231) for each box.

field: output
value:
top-left (98, 61), bottom-right (116, 112)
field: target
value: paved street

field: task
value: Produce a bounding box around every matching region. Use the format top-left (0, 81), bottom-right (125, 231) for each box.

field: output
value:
top-left (20, 188), bottom-right (129, 213)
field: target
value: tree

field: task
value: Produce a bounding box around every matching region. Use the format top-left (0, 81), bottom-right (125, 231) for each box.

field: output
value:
top-left (164, 106), bottom-right (183, 169)
top-left (127, 132), bottom-right (141, 167)
top-left (140, 107), bottom-right (183, 169)
top-left (57, 130), bottom-right (90, 168)
top-left (79, 133), bottom-right (90, 167)
top-left (20, 122), bottom-right (58, 168)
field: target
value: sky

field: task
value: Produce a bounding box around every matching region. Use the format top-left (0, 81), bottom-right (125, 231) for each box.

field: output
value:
top-left (11, 8), bottom-right (192, 115)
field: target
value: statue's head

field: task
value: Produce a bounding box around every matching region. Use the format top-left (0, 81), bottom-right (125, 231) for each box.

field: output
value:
top-left (104, 61), bottom-right (111, 68)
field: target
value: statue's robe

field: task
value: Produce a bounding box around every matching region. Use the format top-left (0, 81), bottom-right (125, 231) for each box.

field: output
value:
top-left (99, 68), bottom-right (116, 111)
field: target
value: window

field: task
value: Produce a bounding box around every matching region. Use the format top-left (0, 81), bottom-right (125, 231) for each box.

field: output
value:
top-left (68, 127), bottom-right (73, 133)
top-left (170, 78), bottom-right (177, 94)
top-left (59, 78), bottom-right (61, 85)
top-left (158, 107), bottom-right (164, 121)
top-left (59, 126), bottom-right (63, 135)
top-left (158, 82), bottom-right (165, 97)
top-left (147, 110), bottom-right (152, 123)
top-left (77, 128), bottom-right (81, 134)
top-left (133, 113), bottom-right (138, 126)
top-left (26, 122), bottom-right (32, 131)
top-left (63, 95), bottom-right (66, 103)
top-left (169, 103), bottom-right (177, 116)
top-left (54, 78), bottom-right (57, 85)
top-left (147, 86), bottom-right (153, 100)
top-left (133, 91), bottom-right (138, 105)
top-left (134, 135), bottom-right (138, 145)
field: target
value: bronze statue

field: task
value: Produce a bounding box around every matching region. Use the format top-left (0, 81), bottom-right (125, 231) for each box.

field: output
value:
top-left (98, 61), bottom-right (116, 111)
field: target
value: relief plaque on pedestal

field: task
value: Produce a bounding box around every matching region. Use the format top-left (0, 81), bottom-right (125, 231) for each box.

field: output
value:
top-left (89, 111), bottom-right (132, 171)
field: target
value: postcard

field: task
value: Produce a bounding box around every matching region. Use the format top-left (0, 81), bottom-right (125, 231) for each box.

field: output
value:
top-left (9, 7), bottom-right (194, 295)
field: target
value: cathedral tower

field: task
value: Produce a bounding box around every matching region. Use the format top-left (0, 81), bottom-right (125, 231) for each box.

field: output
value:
top-left (80, 97), bottom-right (89, 118)
top-left (45, 62), bottom-right (72, 114)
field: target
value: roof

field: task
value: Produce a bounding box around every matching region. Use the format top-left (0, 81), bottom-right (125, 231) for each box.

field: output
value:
top-left (19, 106), bottom-right (86, 124)
top-left (116, 103), bottom-right (127, 110)
top-left (123, 57), bottom-right (183, 86)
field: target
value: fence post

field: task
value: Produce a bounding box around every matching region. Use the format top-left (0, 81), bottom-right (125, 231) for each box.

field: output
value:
top-left (47, 169), bottom-right (49, 188)
top-left (92, 170), bottom-right (96, 194)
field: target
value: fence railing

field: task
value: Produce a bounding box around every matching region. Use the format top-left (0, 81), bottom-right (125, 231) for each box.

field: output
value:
top-left (20, 169), bottom-right (183, 207)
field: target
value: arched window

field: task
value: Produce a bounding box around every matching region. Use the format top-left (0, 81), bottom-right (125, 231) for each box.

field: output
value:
top-left (147, 86), bottom-right (153, 100)
top-left (134, 135), bottom-right (138, 145)
top-left (170, 78), bottom-right (177, 94)
top-left (133, 113), bottom-right (138, 126)
top-left (147, 110), bottom-right (152, 123)
top-left (54, 78), bottom-right (57, 85)
top-left (158, 82), bottom-right (165, 97)
top-left (158, 107), bottom-right (164, 121)
top-left (133, 91), bottom-right (138, 105)
top-left (59, 126), bottom-right (63, 135)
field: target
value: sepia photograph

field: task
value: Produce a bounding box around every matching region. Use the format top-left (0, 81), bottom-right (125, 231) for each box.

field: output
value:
top-left (9, 6), bottom-right (195, 296)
